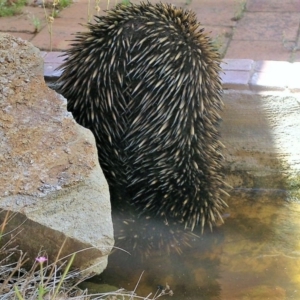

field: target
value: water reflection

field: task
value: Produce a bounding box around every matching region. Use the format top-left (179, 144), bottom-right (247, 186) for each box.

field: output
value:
top-left (87, 189), bottom-right (300, 299)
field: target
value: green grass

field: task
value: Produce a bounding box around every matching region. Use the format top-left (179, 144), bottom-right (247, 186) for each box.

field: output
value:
top-left (57, 0), bottom-right (72, 9)
top-left (42, 0), bottom-right (72, 11)
top-left (0, 0), bottom-right (27, 17)
top-left (232, 0), bottom-right (246, 21)
top-left (30, 15), bottom-right (42, 32)
top-left (121, 0), bottom-right (130, 5)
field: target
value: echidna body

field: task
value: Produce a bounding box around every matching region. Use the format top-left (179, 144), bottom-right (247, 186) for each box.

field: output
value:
top-left (58, 2), bottom-right (228, 232)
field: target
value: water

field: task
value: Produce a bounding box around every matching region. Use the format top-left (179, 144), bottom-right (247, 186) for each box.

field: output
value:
top-left (84, 189), bottom-right (300, 299)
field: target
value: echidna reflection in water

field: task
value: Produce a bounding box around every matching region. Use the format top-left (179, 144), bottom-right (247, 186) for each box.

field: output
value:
top-left (57, 1), bottom-right (229, 256)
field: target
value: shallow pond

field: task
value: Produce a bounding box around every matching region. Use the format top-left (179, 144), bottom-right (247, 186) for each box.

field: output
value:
top-left (84, 188), bottom-right (300, 299)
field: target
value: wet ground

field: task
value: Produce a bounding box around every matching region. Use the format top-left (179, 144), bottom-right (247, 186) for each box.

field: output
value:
top-left (82, 188), bottom-right (300, 299)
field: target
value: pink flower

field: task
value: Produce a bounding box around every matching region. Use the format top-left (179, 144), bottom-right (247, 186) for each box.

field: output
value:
top-left (35, 256), bottom-right (47, 263)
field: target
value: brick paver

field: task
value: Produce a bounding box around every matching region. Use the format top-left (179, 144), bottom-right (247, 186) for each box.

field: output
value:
top-left (0, 0), bottom-right (299, 62)
top-left (232, 12), bottom-right (300, 41)
top-left (0, 1), bottom-right (298, 61)
top-left (1, 0), bottom-right (300, 85)
top-left (226, 40), bottom-right (291, 61)
top-left (220, 70), bottom-right (251, 90)
top-left (30, 18), bottom-right (85, 50)
top-left (247, 0), bottom-right (300, 12)
top-left (189, 0), bottom-right (237, 27)
top-left (0, 6), bottom-right (47, 32)
top-left (221, 59), bottom-right (254, 71)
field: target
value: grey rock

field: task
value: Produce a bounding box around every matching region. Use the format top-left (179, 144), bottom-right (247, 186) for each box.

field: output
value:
top-left (0, 33), bottom-right (114, 275)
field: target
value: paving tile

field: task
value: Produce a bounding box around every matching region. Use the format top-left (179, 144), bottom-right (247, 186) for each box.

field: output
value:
top-left (249, 69), bottom-right (289, 92)
top-left (225, 40), bottom-right (291, 61)
top-left (221, 59), bottom-right (254, 71)
top-left (44, 63), bottom-right (63, 80)
top-left (297, 37), bottom-right (300, 49)
top-left (30, 18), bottom-right (84, 50)
top-left (254, 60), bottom-right (292, 73)
top-left (190, 0), bottom-right (238, 27)
top-left (203, 25), bottom-right (233, 58)
top-left (0, 6), bottom-right (49, 32)
top-left (57, 0), bottom-right (197, 22)
top-left (221, 70), bottom-right (250, 90)
top-left (44, 51), bottom-right (66, 63)
top-left (57, 0), bottom-right (237, 27)
top-left (247, 0), bottom-right (300, 12)
top-left (292, 40), bottom-right (300, 62)
top-left (58, 2), bottom-right (99, 21)
top-left (288, 62), bottom-right (300, 92)
top-left (2, 0), bottom-right (300, 90)
top-left (250, 60), bottom-right (300, 92)
top-left (40, 51), bottom-right (47, 58)
top-left (290, 51), bottom-right (300, 63)
top-left (201, 25), bottom-right (232, 38)
top-left (232, 12), bottom-right (300, 42)
top-left (252, 60), bottom-right (300, 91)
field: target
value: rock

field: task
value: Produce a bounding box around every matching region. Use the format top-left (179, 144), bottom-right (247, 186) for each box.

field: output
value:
top-left (0, 33), bottom-right (114, 275)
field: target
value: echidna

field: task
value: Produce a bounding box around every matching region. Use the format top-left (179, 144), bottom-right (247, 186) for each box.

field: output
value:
top-left (57, 2), bottom-right (229, 237)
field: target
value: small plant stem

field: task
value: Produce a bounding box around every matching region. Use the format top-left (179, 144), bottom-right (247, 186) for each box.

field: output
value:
top-left (87, 0), bottom-right (91, 22)
top-left (14, 286), bottom-right (25, 300)
top-left (0, 211), bottom-right (10, 237)
top-left (1, 252), bottom-right (29, 296)
top-left (50, 23), bottom-right (53, 51)
top-left (38, 261), bottom-right (45, 300)
top-left (45, 238), bottom-right (67, 287)
top-left (51, 253), bottom-right (76, 300)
